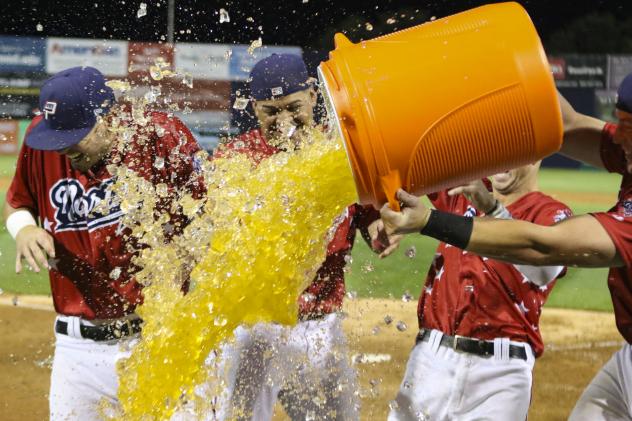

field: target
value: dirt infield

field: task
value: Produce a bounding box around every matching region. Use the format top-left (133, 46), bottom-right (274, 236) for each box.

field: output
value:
top-left (0, 296), bottom-right (622, 421)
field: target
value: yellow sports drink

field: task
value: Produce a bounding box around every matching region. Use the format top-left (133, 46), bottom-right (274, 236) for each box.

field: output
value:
top-left (318, 1), bottom-right (562, 210)
top-left (114, 130), bottom-right (357, 420)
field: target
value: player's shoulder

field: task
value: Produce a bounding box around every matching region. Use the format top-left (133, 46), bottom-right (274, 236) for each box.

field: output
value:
top-left (216, 128), bottom-right (270, 157)
top-left (513, 191), bottom-right (572, 222)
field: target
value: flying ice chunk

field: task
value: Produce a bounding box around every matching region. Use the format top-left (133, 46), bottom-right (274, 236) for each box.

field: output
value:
top-left (233, 97), bottom-right (249, 110)
top-left (137, 2), bottom-right (147, 18)
top-left (219, 8), bottom-right (230, 23)
top-left (36, 23), bottom-right (43, 31)
top-left (365, 22), bottom-right (373, 31)
top-left (247, 37), bottom-right (263, 56)
top-left (182, 73), bottom-right (193, 89)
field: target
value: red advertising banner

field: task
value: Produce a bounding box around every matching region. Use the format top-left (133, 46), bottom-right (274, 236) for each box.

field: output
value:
top-left (0, 119), bottom-right (19, 155)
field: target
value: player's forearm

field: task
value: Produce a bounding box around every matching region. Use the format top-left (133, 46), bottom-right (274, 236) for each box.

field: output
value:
top-left (466, 216), bottom-right (620, 268)
top-left (466, 218), bottom-right (560, 265)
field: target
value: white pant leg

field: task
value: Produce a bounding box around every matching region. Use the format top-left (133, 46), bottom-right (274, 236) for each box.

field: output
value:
top-left (278, 314), bottom-right (359, 421)
top-left (49, 329), bottom-right (136, 420)
top-left (215, 314), bottom-right (358, 421)
top-left (389, 332), bottom-right (533, 421)
top-left (216, 323), bottom-right (284, 421)
top-left (569, 344), bottom-right (632, 421)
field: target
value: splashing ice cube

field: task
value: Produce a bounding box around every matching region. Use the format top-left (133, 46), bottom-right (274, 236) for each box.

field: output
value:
top-left (365, 22), bottom-right (373, 31)
top-left (219, 8), bottom-right (230, 23)
top-left (36, 23), bottom-right (43, 31)
top-left (401, 292), bottom-right (413, 302)
top-left (182, 73), bottom-right (193, 89)
top-left (224, 49), bottom-right (233, 61)
top-left (149, 66), bottom-right (163, 81)
top-left (153, 157), bottom-right (165, 170)
top-left (361, 261), bottom-right (374, 273)
top-left (396, 321), bottom-right (408, 331)
top-left (247, 37), bottom-right (263, 55)
top-left (386, 17), bottom-right (397, 24)
top-left (346, 291), bottom-right (357, 300)
top-left (233, 97), bottom-right (249, 110)
top-left (344, 254), bottom-right (353, 265)
top-left (136, 2), bottom-right (147, 18)
top-left (384, 315), bottom-right (393, 325)
top-left (405, 245), bottom-right (417, 258)
top-left (182, 106), bottom-right (192, 114)
top-left (110, 267), bottom-right (122, 280)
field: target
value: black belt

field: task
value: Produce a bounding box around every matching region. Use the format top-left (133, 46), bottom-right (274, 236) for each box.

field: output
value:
top-left (416, 329), bottom-right (528, 361)
top-left (55, 318), bottom-right (143, 341)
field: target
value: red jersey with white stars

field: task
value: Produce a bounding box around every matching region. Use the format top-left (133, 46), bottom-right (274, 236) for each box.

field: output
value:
top-left (591, 122), bottom-right (632, 343)
top-left (7, 112), bottom-right (205, 320)
top-left (418, 189), bottom-right (571, 357)
top-left (215, 129), bottom-right (378, 319)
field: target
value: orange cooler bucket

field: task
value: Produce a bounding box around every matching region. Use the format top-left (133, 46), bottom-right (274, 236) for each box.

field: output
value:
top-left (318, 2), bottom-right (562, 210)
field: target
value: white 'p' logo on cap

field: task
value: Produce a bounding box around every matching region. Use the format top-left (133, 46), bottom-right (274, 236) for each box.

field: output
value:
top-left (271, 87), bottom-right (283, 96)
top-left (43, 101), bottom-right (57, 120)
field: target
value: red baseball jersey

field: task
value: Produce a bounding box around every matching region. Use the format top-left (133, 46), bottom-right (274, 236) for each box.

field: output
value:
top-left (418, 189), bottom-right (572, 357)
top-left (7, 112), bottom-right (205, 320)
top-left (215, 129), bottom-right (378, 319)
top-left (591, 122), bottom-right (632, 343)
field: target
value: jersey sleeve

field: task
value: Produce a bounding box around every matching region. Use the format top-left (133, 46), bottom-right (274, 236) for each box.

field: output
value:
top-left (600, 122), bottom-right (626, 175)
top-left (591, 212), bottom-right (632, 267)
top-left (6, 119), bottom-right (41, 214)
top-left (533, 201), bottom-right (573, 227)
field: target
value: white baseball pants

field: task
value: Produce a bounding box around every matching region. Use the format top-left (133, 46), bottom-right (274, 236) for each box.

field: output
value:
top-left (49, 316), bottom-right (137, 421)
top-left (388, 329), bottom-right (535, 421)
top-left (569, 343), bottom-right (632, 420)
top-left (213, 313), bottom-right (358, 421)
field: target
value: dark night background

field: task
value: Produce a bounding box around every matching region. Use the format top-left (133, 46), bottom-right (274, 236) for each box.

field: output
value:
top-left (1, 0), bottom-right (632, 66)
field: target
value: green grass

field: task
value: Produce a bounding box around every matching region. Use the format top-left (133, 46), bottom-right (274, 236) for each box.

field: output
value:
top-left (0, 137), bottom-right (623, 311)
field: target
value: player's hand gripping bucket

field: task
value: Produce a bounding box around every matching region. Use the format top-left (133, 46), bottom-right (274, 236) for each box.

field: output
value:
top-left (318, 2), bottom-right (562, 210)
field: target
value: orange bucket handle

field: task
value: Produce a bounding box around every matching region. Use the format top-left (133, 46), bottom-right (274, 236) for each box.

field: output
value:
top-left (380, 171), bottom-right (401, 212)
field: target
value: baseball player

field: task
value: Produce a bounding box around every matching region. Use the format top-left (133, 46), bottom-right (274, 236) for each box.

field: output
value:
top-left (2, 66), bottom-right (205, 420)
top-left (379, 74), bottom-right (632, 420)
top-left (379, 164), bottom-right (571, 420)
top-left (210, 54), bottom-right (381, 421)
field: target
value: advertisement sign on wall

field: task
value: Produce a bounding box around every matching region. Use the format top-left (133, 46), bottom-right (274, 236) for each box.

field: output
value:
top-left (549, 54), bottom-right (608, 89)
top-left (0, 36), bottom-right (46, 73)
top-left (174, 43), bottom-right (231, 80)
top-left (46, 38), bottom-right (128, 76)
top-left (608, 55), bottom-right (632, 91)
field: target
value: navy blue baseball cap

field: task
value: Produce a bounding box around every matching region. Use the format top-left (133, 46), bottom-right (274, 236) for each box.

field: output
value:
top-left (616, 72), bottom-right (632, 114)
top-left (26, 66), bottom-right (115, 151)
top-left (249, 54), bottom-right (311, 101)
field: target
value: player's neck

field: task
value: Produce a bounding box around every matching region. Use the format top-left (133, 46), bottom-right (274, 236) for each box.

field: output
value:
top-left (495, 180), bottom-right (539, 206)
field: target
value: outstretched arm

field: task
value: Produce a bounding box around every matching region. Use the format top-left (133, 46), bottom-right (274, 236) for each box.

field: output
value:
top-left (380, 189), bottom-right (622, 269)
top-left (558, 93), bottom-right (607, 169)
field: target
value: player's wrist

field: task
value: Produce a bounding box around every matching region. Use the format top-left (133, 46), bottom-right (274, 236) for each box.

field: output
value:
top-left (420, 210), bottom-right (474, 249)
top-left (6, 210), bottom-right (37, 240)
top-left (483, 199), bottom-right (499, 215)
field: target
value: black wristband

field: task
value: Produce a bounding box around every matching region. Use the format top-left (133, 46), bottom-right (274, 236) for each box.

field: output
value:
top-left (420, 210), bottom-right (474, 249)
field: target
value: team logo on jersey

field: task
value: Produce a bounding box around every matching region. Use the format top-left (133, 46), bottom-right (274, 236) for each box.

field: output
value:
top-left (623, 200), bottom-right (632, 217)
top-left (463, 205), bottom-right (477, 218)
top-left (553, 208), bottom-right (572, 222)
top-left (43, 101), bottom-right (57, 120)
top-left (49, 178), bottom-right (122, 233)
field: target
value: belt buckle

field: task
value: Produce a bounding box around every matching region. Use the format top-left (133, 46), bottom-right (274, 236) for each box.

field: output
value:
top-left (453, 335), bottom-right (465, 352)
